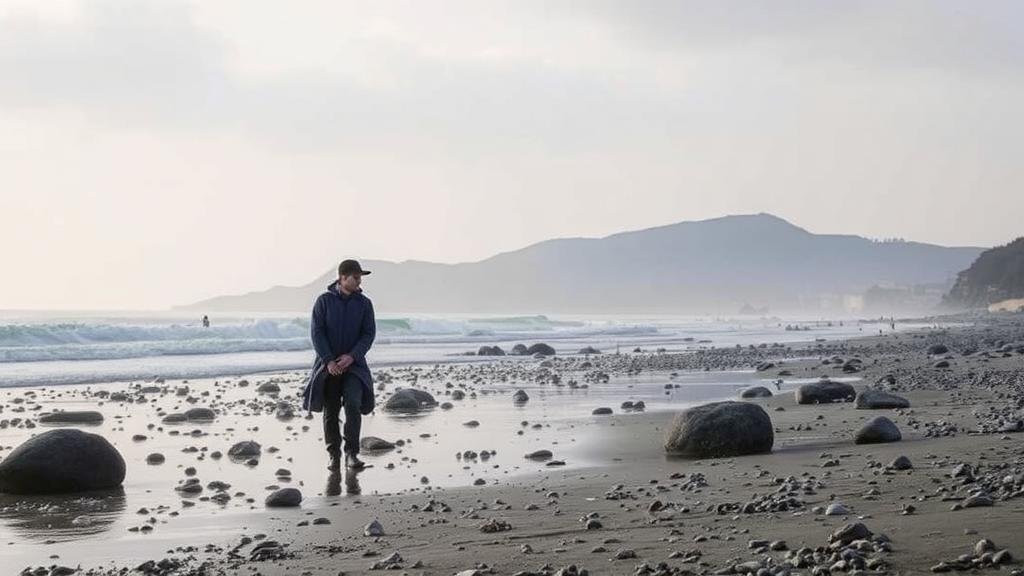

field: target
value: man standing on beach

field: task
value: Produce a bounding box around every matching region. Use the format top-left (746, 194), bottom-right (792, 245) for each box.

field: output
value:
top-left (302, 259), bottom-right (377, 471)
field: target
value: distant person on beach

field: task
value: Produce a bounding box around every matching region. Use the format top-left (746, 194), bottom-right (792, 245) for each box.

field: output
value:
top-left (302, 259), bottom-right (377, 471)
top-left (202, 315), bottom-right (210, 328)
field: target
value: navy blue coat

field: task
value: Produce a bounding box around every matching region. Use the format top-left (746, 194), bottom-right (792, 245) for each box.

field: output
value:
top-left (301, 282), bottom-right (376, 414)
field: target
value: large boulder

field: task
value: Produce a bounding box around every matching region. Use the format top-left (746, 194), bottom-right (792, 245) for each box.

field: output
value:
top-left (383, 388), bottom-right (437, 414)
top-left (0, 429), bottom-right (126, 494)
top-left (526, 343), bottom-right (556, 356)
top-left (511, 344), bottom-right (529, 356)
top-left (795, 380), bottom-right (856, 404)
top-left (855, 390), bottom-right (910, 410)
top-left (664, 401), bottom-right (774, 458)
top-left (38, 411), bottom-right (104, 424)
top-left (477, 346), bottom-right (505, 356)
top-left (740, 386), bottom-right (773, 399)
top-left (854, 416), bottom-right (902, 444)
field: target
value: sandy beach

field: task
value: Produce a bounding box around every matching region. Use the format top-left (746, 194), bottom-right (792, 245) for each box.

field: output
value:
top-left (3, 315), bottom-right (1023, 576)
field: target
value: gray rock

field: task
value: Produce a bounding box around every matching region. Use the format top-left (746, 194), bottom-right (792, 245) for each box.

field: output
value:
top-left (38, 411), bottom-right (104, 424)
top-left (161, 413), bottom-right (188, 424)
top-left (664, 401), bottom-right (774, 458)
top-left (265, 487), bottom-right (302, 507)
top-left (383, 388), bottom-right (437, 413)
top-left (854, 416), bottom-right (902, 444)
top-left (830, 522), bottom-right (872, 545)
top-left (962, 494), bottom-right (993, 508)
top-left (591, 407), bottom-right (613, 415)
top-left (578, 346), bottom-right (601, 355)
top-left (928, 343), bottom-right (949, 355)
top-left (889, 455), bottom-right (913, 470)
top-left (364, 519), bottom-right (385, 536)
top-left (511, 344), bottom-right (529, 355)
top-left (825, 502), bottom-right (850, 516)
top-left (257, 382), bottom-right (280, 394)
top-left (856, 390), bottom-right (910, 409)
top-left (795, 380), bottom-right (856, 404)
top-left (512, 389), bottom-right (530, 403)
top-left (526, 343), bottom-right (556, 356)
top-left (228, 441), bottom-right (261, 458)
top-left (360, 436), bottom-right (396, 452)
top-left (184, 407), bottom-right (216, 421)
top-left (740, 386), bottom-right (773, 399)
top-left (524, 450), bottom-right (553, 461)
top-left (0, 429), bottom-right (126, 494)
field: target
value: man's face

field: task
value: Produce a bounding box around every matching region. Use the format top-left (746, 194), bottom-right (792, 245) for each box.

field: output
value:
top-left (339, 273), bottom-right (362, 293)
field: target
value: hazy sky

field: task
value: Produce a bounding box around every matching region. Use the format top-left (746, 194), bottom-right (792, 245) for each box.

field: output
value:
top-left (2, 1), bottom-right (1022, 310)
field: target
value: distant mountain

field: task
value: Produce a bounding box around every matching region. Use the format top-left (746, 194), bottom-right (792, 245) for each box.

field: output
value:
top-left (178, 213), bottom-right (984, 314)
top-left (943, 237), bottom-right (1024, 310)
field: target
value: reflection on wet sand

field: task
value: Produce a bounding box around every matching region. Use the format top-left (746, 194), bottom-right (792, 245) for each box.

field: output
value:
top-left (325, 469), bottom-right (362, 496)
top-left (0, 487), bottom-right (125, 541)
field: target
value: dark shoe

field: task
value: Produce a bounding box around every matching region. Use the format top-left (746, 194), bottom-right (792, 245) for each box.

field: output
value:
top-left (327, 454), bottom-right (341, 472)
top-left (346, 453), bottom-right (365, 469)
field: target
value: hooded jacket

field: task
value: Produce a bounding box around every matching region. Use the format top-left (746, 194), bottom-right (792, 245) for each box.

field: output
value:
top-left (301, 282), bottom-right (376, 414)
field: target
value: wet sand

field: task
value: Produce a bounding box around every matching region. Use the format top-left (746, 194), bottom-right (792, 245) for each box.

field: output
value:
top-left (4, 316), bottom-right (1024, 575)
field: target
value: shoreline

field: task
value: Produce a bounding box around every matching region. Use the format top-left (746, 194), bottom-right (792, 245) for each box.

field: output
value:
top-left (3, 316), bottom-right (1023, 575)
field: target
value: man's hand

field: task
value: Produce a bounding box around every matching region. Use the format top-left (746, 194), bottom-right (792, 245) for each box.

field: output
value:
top-left (326, 359), bottom-right (344, 376)
top-left (335, 354), bottom-right (355, 370)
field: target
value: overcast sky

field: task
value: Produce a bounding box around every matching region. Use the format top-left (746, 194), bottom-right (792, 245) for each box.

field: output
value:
top-left (1, 1), bottom-right (1022, 310)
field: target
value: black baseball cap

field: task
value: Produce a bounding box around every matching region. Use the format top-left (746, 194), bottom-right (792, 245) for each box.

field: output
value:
top-left (338, 259), bottom-right (371, 276)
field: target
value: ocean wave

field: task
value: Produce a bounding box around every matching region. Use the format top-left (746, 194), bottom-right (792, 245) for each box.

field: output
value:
top-left (0, 315), bottom-right (658, 363)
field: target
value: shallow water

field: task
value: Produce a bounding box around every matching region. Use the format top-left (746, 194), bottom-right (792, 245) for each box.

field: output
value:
top-left (0, 359), bottom-right (860, 568)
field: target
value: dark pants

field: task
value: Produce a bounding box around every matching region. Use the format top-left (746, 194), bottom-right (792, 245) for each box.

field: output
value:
top-left (323, 372), bottom-right (363, 457)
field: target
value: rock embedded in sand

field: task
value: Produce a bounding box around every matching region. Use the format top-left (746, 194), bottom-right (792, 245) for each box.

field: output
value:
top-left (265, 487), bottom-right (302, 507)
top-left (525, 450), bottom-right (553, 461)
top-left (578, 346), bottom-right (601, 355)
top-left (512, 389), bottom-right (530, 403)
top-left (795, 380), bottom-right (856, 404)
top-left (383, 388), bottom-right (437, 413)
top-left (477, 345), bottom-right (505, 356)
top-left (0, 429), bottom-right (126, 494)
top-left (364, 519), bottom-right (385, 536)
top-left (854, 416), bottom-right (902, 444)
top-left (928, 343), bottom-right (950, 355)
top-left (889, 455), bottom-right (913, 470)
top-left (591, 407), bottom-right (613, 415)
top-left (830, 522), bottom-right (872, 545)
top-left (526, 343), bottom-right (556, 356)
top-left (826, 502), bottom-right (850, 516)
top-left (740, 386), bottom-right (773, 399)
top-left (256, 382), bottom-right (280, 394)
top-left (360, 436), bottom-right (396, 452)
top-left (184, 407), bottom-right (215, 421)
top-left (664, 401), bottom-right (773, 458)
top-left (228, 440), bottom-right (262, 458)
top-left (38, 411), bottom-right (104, 424)
top-left (146, 453), bottom-right (165, 465)
top-left (855, 389), bottom-right (910, 409)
